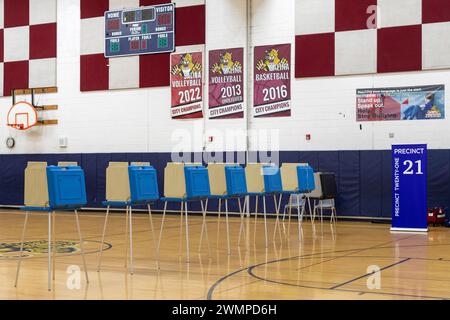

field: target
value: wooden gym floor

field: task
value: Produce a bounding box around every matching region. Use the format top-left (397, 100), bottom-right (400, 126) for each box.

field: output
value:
top-left (0, 209), bottom-right (450, 300)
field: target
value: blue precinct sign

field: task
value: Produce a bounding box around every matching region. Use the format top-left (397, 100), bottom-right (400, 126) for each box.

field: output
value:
top-left (391, 144), bottom-right (428, 232)
top-left (104, 3), bottom-right (175, 58)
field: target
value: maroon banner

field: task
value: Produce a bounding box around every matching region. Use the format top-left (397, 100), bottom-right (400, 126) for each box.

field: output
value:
top-left (171, 52), bottom-right (203, 119)
top-left (208, 48), bottom-right (244, 119)
top-left (253, 44), bottom-right (291, 118)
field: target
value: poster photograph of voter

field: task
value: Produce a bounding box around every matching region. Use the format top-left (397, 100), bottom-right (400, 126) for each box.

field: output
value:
top-left (401, 89), bottom-right (444, 120)
top-left (357, 85), bottom-right (445, 121)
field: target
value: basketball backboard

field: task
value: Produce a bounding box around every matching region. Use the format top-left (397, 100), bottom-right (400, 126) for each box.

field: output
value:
top-left (7, 101), bottom-right (38, 130)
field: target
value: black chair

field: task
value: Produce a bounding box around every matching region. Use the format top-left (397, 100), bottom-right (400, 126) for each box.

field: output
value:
top-left (312, 173), bottom-right (337, 223)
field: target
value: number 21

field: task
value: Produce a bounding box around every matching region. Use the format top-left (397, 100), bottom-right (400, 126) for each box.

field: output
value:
top-left (403, 160), bottom-right (423, 175)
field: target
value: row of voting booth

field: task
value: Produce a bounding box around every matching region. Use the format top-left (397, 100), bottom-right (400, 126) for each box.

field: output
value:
top-left (15, 161), bottom-right (337, 291)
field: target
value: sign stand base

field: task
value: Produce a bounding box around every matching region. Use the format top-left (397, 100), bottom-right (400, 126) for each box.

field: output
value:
top-left (390, 227), bottom-right (428, 233)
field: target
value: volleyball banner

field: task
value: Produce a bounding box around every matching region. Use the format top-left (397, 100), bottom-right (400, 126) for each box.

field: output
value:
top-left (208, 48), bottom-right (244, 119)
top-left (170, 52), bottom-right (204, 119)
top-left (254, 44), bottom-right (291, 118)
top-left (357, 85), bottom-right (445, 121)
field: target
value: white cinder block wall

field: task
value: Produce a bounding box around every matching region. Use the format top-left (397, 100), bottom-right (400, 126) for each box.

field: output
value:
top-left (0, 0), bottom-right (448, 156)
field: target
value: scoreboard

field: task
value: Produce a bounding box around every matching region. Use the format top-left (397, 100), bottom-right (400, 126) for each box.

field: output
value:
top-left (104, 3), bottom-right (175, 58)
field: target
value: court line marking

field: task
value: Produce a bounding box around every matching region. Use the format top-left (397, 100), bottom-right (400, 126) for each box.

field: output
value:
top-left (329, 258), bottom-right (411, 289)
top-left (247, 267), bottom-right (446, 300)
top-left (292, 234), bottom-right (417, 271)
top-left (247, 256), bottom-right (448, 300)
top-left (207, 234), bottom-right (445, 300)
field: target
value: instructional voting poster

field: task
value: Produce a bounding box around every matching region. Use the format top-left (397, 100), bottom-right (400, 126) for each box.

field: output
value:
top-left (170, 52), bottom-right (204, 119)
top-left (357, 85), bottom-right (445, 121)
top-left (253, 44), bottom-right (291, 118)
top-left (208, 48), bottom-right (244, 119)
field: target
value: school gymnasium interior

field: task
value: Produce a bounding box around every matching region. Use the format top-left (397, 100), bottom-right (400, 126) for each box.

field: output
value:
top-left (0, 0), bottom-right (450, 302)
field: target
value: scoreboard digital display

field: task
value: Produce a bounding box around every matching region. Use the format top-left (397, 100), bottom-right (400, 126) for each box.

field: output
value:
top-left (104, 3), bottom-right (175, 58)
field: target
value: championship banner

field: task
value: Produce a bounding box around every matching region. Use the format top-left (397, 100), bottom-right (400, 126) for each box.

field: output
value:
top-left (208, 48), bottom-right (244, 119)
top-left (171, 52), bottom-right (204, 119)
top-left (357, 85), bottom-right (445, 121)
top-left (253, 44), bottom-right (291, 118)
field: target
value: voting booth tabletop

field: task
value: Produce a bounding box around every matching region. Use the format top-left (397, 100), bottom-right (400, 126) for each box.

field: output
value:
top-left (1, 209), bottom-right (450, 300)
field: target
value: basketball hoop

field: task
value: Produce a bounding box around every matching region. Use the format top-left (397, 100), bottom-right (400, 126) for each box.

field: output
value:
top-left (7, 101), bottom-right (38, 131)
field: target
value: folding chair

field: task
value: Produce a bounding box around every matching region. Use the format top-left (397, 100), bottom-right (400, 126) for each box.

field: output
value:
top-left (311, 173), bottom-right (337, 224)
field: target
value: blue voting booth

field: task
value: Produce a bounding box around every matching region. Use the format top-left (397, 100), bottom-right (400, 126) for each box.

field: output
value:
top-left (128, 165), bottom-right (159, 203)
top-left (98, 164), bottom-right (160, 274)
top-left (159, 165), bottom-right (211, 263)
top-left (225, 165), bottom-right (247, 197)
top-left (262, 165), bottom-right (284, 245)
top-left (220, 165), bottom-right (248, 254)
top-left (184, 166), bottom-right (211, 198)
top-left (16, 165), bottom-right (89, 292)
top-left (263, 166), bottom-right (283, 194)
top-left (46, 166), bottom-right (87, 209)
top-left (297, 165), bottom-right (315, 193)
top-left (280, 164), bottom-right (316, 241)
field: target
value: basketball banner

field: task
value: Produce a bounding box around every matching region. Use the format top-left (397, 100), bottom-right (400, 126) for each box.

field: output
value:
top-left (170, 52), bottom-right (204, 119)
top-left (208, 48), bottom-right (244, 119)
top-left (253, 44), bottom-right (291, 118)
top-left (357, 85), bottom-right (445, 121)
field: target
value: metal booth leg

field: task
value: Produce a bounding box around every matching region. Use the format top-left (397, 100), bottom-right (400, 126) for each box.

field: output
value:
top-left (198, 199), bottom-right (211, 255)
top-left (48, 211), bottom-right (53, 291)
top-left (273, 194), bottom-right (281, 241)
top-left (299, 201), bottom-right (306, 241)
top-left (124, 206), bottom-right (129, 268)
top-left (184, 202), bottom-right (190, 263)
top-left (238, 198), bottom-right (245, 246)
top-left (263, 196), bottom-right (268, 249)
top-left (147, 204), bottom-right (157, 249)
top-left (147, 204), bottom-right (158, 269)
top-left (225, 199), bottom-right (231, 255)
top-left (156, 202), bottom-right (168, 269)
top-left (14, 211), bottom-right (30, 287)
top-left (52, 210), bottom-right (56, 281)
top-left (74, 210), bottom-right (89, 283)
top-left (254, 196), bottom-right (259, 222)
top-left (129, 206), bottom-right (134, 274)
top-left (97, 205), bottom-right (110, 272)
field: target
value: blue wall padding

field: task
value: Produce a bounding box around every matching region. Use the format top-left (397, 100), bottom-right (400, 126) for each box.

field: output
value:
top-left (1, 150), bottom-right (448, 217)
top-left (359, 151), bottom-right (383, 217)
top-left (82, 154), bottom-right (97, 205)
top-left (317, 151), bottom-right (339, 174)
top-left (95, 153), bottom-right (111, 208)
top-left (381, 151), bottom-right (392, 218)
top-left (427, 150), bottom-right (450, 208)
top-left (338, 151), bottom-right (360, 216)
top-left (299, 152), bottom-right (319, 171)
